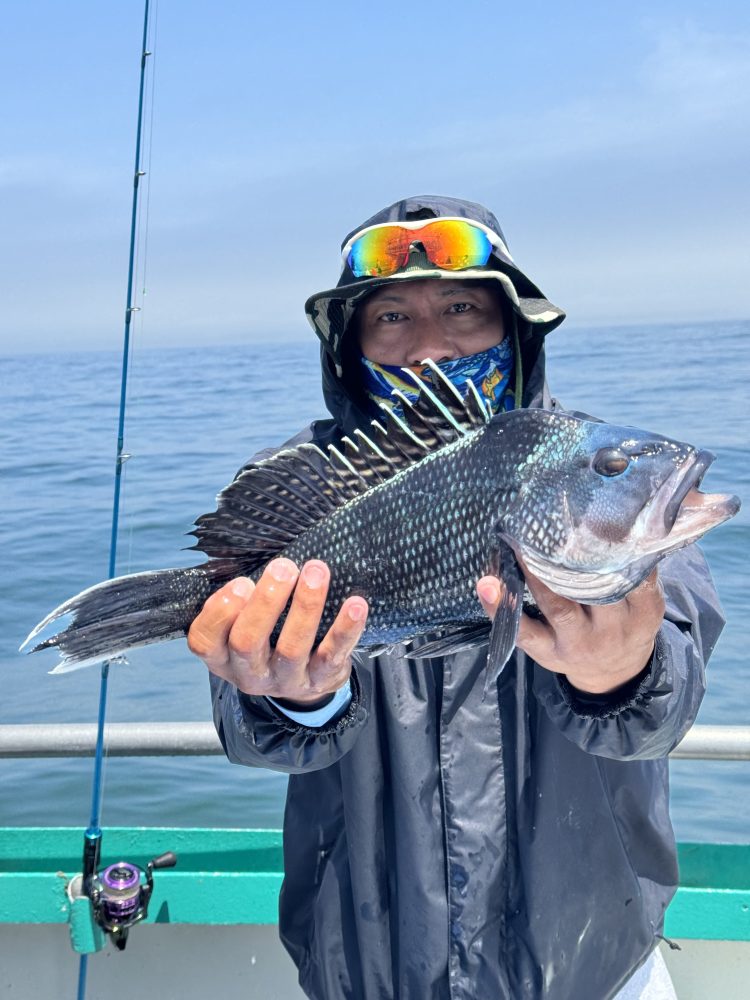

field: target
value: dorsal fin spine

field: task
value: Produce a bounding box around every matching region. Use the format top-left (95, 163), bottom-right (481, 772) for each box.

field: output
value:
top-left (191, 358), bottom-right (491, 563)
top-left (400, 368), bottom-right (467, 436)
top-left (379, 400), bottom-right (431, 450)
top-left (466, 381), bottom-right (492, 421)
top-left (421, 360), bottom-right (465, 404)
top-left (328, 444), bottom-right (361, 477)
top-left (353, 428), bottom-right (390, 462)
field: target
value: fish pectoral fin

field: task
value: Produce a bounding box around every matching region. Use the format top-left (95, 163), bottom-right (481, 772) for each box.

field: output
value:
top-left (483, 541), bottom-right (525, 693)
top-left (402, 622), bottom-right (492, 660)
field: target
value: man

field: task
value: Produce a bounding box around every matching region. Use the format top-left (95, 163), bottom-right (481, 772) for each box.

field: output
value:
top-left (188, 196), bottom-right (723, 999)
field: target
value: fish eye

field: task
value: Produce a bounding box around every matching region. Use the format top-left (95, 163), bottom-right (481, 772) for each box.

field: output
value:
top-left (593, 448), bottom-right (630, 477)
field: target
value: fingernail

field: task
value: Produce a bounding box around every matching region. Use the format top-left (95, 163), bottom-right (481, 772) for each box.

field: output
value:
top-left (270, 559), bottom-right (297, 582)
top-left (478, 582), bottom-right (500, 604)
top-left (347, 601), bottom-right (366, 622)
top-left (231, 577), bottom-right (253, 598)
top-left (302, 562), bottom-right (326, 589)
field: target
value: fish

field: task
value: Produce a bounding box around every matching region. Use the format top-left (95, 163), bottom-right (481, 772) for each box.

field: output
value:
top-left (22, 362), bottom-right (740, 677)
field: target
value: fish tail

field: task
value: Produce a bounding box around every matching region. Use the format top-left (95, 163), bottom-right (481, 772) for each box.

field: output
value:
top-left (21, 560), bottom-right (239, 672)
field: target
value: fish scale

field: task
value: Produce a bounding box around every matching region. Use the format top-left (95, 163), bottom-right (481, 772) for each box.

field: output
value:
top-left (275, 435), bottom-right (497, 647)
top-left (22, 364), bottom-right (739, 674)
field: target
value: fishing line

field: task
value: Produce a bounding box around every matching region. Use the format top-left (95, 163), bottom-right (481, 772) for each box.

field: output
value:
top-left (76, 2), bottom-right (157, 997)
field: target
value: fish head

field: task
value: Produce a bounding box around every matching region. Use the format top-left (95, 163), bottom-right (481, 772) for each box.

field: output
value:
top-left (501, 414), bottom-right (740, 603)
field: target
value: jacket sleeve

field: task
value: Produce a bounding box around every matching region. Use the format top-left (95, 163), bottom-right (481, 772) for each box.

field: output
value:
top-left (211, 659), bottom-right (369, 774)
top-left (532, 544), bottom-right (726, 760)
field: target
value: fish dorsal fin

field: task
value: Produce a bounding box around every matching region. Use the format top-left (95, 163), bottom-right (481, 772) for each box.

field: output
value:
top-left (189, 362), bottom-right (490, 565)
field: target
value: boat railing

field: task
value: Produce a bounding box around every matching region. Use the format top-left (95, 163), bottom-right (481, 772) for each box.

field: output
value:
top-left (0, 721), bottom-right (749, 760)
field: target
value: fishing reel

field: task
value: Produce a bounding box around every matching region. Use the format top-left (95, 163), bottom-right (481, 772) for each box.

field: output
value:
top-left (87, 851), bottom-right (177, 950)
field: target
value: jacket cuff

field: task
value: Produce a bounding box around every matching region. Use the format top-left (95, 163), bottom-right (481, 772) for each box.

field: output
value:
top-left (555, 633), bottom-right (664, 720)
top-left (239, 667), bottom-right (363, 736)
top-left (267, 681), bottom-right (352, 727)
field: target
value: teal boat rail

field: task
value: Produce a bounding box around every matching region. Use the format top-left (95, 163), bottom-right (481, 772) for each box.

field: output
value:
top-left (1, 827), bottom-right (748, 1000)
top-left (0, 828), bottom-right (748, 942)
top-left (2, 722), bottom-right (750, 759)
top-left (0, 828), bottom-right (283, 928)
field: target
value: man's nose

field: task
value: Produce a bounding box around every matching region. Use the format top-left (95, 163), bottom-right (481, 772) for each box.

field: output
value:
top-left (407, 319), bottom-right (459, 365)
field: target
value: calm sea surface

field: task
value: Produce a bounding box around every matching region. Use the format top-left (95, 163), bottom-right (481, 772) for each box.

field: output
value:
top-left (1, 320), bottom-right (748, 840)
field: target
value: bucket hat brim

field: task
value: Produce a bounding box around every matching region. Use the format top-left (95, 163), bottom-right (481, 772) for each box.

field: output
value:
top-left (305, 262), bottom-right (566, 369)
top-left (304, 196), bottom-right (566, 369)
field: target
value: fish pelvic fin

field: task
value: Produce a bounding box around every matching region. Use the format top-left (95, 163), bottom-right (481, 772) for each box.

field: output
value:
top-left (401, 622), bottom-right (492, 660)
top-left (190, 360), bottom-right (491, 560)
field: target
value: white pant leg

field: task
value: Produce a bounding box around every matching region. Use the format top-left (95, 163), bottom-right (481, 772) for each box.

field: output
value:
top-left (613, 947), bottom-right (677, 1000)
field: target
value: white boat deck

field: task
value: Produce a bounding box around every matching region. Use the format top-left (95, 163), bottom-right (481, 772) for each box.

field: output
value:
top-left (2, 925), bottom-right (749, 999)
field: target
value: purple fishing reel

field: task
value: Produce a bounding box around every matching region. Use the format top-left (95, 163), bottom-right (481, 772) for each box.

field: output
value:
top-left (89, 851), bottom-right (177, 949)
top-left (99, 863), bottom-right (142, 925)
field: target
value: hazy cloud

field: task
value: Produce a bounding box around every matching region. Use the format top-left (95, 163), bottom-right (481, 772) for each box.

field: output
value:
top-left (2, 13), bottom-right (747, 352)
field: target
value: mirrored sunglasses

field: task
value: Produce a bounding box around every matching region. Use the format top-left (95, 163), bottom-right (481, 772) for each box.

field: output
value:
top-left (343, 218), bottom-right (509, 278)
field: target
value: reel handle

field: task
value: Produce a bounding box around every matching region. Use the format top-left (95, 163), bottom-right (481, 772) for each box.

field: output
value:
top-left (149, 851), bottom-right (177, 871)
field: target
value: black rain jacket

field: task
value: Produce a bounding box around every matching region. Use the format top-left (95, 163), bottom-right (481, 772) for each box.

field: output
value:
top-left (211, 248), bottom-right (724, 1000)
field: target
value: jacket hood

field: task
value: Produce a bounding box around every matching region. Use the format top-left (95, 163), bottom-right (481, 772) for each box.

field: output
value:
top-left (310, 195), bottom-right (563, 437)
top-left (307, 195), bottom-right (565, 368)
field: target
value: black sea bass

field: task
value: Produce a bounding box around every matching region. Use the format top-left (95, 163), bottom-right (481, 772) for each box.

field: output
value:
top-left (24, 363), bottom-right (740, 676)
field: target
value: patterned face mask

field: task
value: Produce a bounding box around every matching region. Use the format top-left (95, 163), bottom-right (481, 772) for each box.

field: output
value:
top-left (360, 339), bottom-right (515, 418)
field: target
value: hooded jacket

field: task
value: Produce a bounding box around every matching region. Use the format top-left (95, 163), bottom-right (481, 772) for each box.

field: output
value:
top-left (210, 198), bottom-right (724, 1000)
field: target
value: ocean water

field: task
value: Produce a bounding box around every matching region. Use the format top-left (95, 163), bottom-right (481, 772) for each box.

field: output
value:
top-left (1, 320), bottom-right (748, 840)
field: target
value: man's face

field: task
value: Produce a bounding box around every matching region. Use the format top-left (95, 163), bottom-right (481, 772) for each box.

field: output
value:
top-left (357, 279), bottom-right (506, 366)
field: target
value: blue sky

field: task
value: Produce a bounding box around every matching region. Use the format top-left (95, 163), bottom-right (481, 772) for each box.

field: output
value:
top-left (2, 0), bottom-right (748, 352)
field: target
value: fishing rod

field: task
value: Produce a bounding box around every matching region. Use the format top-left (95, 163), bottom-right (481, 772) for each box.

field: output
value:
top-left (73, 3), bottom-right (175, 996)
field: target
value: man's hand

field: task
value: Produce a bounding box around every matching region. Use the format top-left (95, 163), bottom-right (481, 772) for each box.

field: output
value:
top-left (188, 558), bottom-right (368, 706)
top-left (476, 566), bottom-right (665, 695)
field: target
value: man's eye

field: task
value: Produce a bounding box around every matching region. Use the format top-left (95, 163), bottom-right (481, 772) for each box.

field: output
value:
top-left (449, 302), bottom-right (473, 313)
top-left (379, 312), bottom-right (404, 323)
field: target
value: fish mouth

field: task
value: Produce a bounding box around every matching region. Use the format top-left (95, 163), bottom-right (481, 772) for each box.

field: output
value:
top-left (664, 450), bottom-right (715, 531)
top-left (661, 449), bottom-right (740, 545)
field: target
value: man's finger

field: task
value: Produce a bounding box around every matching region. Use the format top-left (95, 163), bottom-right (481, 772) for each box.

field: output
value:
top-left (227, 558), bottom-right (300, 657)
top-left (187, 577), bottom-right (256, 668)
top-left (476, 575), bottom-right (557, 659)
top-left (308, 596), bottom-right (369, 690)
top-left (626, 567), bottom-right (664, 610)
top-left (476, 575), bottom-right (502, 619)
top-left (520, 564), bottom-right (584, 630)
top-left (274, 560), bottom-right (331, 666)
